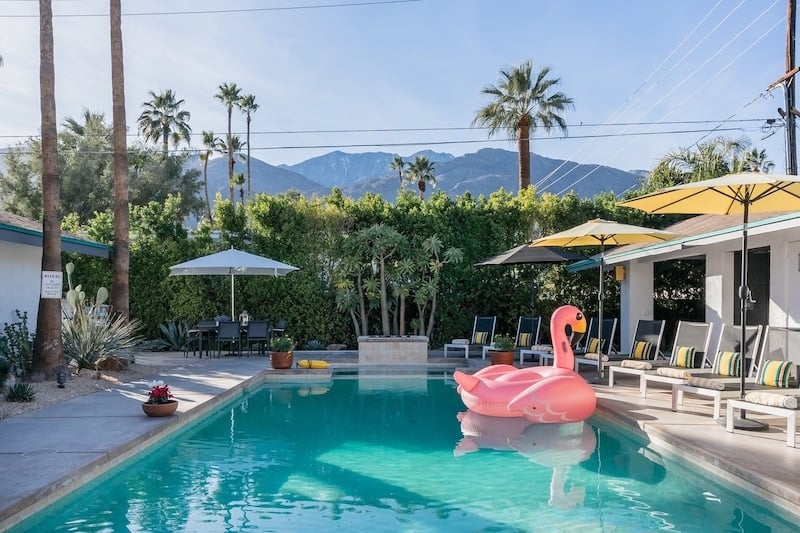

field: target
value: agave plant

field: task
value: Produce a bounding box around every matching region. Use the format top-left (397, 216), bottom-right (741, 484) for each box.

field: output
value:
top-left (61, 262), bottom-right (144, 373)
top-left (155, 320), bottom-right (190, 351)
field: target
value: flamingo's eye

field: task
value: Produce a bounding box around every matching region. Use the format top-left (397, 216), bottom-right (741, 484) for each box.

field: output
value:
top-left (576, 312), bottom-right (583, 321)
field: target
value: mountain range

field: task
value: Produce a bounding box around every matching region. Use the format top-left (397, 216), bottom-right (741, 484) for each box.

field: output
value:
top-left (191, 148), bottom-right (646, 202)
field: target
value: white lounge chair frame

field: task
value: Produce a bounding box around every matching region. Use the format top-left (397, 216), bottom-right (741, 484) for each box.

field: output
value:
top-left (443, 315), bottom-right (496, 359)
top-left (670, 324), bottom-right (764, 419)
top-left (608, 320), bottom-right (712, 391)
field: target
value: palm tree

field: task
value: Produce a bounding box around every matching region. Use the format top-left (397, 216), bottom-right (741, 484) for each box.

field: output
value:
top-left (237, 94), bottom-right (258, 200)
top-left (390, 155), bottom-right (407, 190)
top-left (739, 148), bottom-right (774, 173)
top-left (137, 89), bottom-right (191, 154)
top-left (200, 130), bottom-right (222, 224)
top-left (220, 134), bottom-right (245, 204)
top-left (215, 82), bottom-right (242, 203)
top-left (32, 0), bottom-right (63, 380)
top-left (110, 0), bottom-right (130, 318)
top-left (473, 59), bottom-right (573, 191)
top-left (406, 156), bottom-right (436, 200)
top-left (646, 137), bottom-right (748, 192)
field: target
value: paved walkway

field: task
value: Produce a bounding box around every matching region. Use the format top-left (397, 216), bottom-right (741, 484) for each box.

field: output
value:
top-left (0, 350), bottom-right (798, 530)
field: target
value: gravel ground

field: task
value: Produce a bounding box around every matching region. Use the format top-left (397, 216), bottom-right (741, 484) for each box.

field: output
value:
top-left (0, 363), bottom-right (176, 420)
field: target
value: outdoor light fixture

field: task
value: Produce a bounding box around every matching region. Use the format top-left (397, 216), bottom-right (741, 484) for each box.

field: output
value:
top-left (56, 365), bottom-right (67, 388)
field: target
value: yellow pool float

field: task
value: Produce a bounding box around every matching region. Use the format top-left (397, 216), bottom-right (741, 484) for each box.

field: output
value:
top-left (297, 359), bottom-right (329, 369)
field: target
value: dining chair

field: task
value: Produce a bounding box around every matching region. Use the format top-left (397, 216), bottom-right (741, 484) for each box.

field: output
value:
top-left (216, 320), bottom-right (242, 357)
top-left (245, 320), bottom-right (271, 356)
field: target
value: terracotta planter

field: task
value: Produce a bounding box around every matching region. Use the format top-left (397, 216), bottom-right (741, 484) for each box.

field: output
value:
top-left (142, 400), bottom-right (178, 417)
top-left (490, 351), bottom-right (515, 366)
top-left (270, 351), bottom-right (294, 369)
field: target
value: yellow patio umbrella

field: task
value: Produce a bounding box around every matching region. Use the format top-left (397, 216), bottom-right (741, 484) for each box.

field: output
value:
top-left (619, 172), bottom-right (800, 423)
top-left (530, 219), bottom-right (680, 379)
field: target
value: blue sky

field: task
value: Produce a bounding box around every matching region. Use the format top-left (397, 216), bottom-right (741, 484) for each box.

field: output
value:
top-left (0, 0), bottom-right (792, 186)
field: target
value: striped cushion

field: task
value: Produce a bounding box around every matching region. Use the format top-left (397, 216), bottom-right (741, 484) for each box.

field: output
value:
top-left (687, 376), bottom-right (726, 391)
top-left (656, 367), bottom-right (693, 380)
top-left (474, 331), bottom-right (489, 344)
top-left (587, 337), bottom-right (601, 353)
top-left (620, 360), bottom-right (652, 370)
top-left (518, 332), bottom-right (531, 347)
top-left (632, 341), bottom-right (652, 360)
top-left (673, 346), bottom-right (696, 368)
top-left (758, 360), bottom-right (792, 388)
top-left (744, 391), bottom-right (798, 409)
top-left (712, 351), bottom-right (740, 377)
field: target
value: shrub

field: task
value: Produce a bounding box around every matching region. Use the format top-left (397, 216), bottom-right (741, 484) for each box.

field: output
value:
top-left (0, 311), bottom-right (34, 378)
top-left (0, 358), bottom-right (10, 389)
top-left (6, 382), bottom-right (35, 402)
top-left (306, 339), bottom-right (326, 350)
top-left (270, 336), bottom-right (295, 352)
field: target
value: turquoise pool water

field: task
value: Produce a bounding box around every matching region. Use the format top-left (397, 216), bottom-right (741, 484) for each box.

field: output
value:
top-left (12, 373), bottom-right (797, 532)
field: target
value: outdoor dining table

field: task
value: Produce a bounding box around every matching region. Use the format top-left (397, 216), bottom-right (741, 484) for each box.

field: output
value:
top-left (188, 321), bottom-right (218, 358)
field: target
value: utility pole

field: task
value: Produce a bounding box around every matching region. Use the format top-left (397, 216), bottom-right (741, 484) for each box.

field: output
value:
top-left (786, 0), bottom-right (797, 174)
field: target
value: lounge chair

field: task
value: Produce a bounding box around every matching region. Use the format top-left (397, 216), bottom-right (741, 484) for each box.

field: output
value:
top-left (578, 319), bottom-right (665, 377)
top-left (724, 326), bottom-right (800, 447)
top-left (541, 317), bottom-right (617, 367)
top-left (481, 316), bottom-right (542, 361)
top-left (608, 320), bottom-right (713, 394)
top-left (444, 315), bottom-right (496, 359)
top-left (670, 324), bottom-right (763, 419)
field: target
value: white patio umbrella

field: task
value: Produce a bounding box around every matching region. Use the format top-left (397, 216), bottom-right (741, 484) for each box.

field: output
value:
top-left (529, 219), bottom-right (680, 379)
top-left (619, 172), bottom-right (800, 427)
top-left (169, 248), bottom-right (299, 319)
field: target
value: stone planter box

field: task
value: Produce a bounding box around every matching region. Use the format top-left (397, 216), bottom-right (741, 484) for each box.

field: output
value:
top-left (357, 335), bottom-right (429, 364)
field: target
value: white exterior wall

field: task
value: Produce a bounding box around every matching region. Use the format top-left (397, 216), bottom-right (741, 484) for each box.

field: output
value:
top-left (773, 239), bottom-right (800, 327)
top-left (619, 260), bottom-right (654, 353)
top-left (0, 241), bottom-right (42, 329)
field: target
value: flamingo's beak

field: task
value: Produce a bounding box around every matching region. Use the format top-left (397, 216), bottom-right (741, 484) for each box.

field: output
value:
top-left (573, 312), bottom-right (587, 335)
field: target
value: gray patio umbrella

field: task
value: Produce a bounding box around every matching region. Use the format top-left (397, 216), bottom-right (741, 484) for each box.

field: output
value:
top-left (169, 248), bottom-right (299, 319)
top-left (476, 244), bottom-right (586, 313)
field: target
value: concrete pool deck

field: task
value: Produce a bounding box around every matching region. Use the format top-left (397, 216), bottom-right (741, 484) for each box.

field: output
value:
top-left (0, 349), bottom-right (798, 529)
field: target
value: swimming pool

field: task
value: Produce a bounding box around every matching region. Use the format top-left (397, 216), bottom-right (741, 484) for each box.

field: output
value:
top-left (11, 373), bottom-right (797, 532)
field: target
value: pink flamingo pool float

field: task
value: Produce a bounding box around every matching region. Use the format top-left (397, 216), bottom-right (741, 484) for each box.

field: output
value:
top-left (453, 305), bottom-right (596, 423)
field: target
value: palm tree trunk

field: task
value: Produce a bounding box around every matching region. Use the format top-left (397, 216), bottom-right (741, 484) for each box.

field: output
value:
top-left (32, 0), bottom-right (63, 379)
top-left (518, 123), bottom-right (531, 191)
top-left (246, 116), bottom-right (252, 200)
top-left (110, 0), bottom-right (130, 318)
top-left (227, 108), bottom-right (234, 203)
top-left (202, 159), bottom-right (213, 225)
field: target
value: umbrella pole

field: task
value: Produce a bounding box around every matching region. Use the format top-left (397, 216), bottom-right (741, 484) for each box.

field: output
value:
top-left (596, 246), bottom-right (605, 381)
top-left (726, 201), bottom-right (768, 431)
top-left (230, 273), bottom-right (235, 320)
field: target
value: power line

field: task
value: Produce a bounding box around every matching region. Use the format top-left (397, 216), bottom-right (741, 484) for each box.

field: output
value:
top-left (0, 119), bottom-right (767, 140)
top-left (0, 0), bottom-right (422, 18)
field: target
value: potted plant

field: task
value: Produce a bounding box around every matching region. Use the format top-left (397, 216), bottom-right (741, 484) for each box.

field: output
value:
top-left (141, 380), bottom-right (178, 417)
top-left (490, 334), bottom-right (516, 366)
top-left (269, 336), bottom-right (295, 369)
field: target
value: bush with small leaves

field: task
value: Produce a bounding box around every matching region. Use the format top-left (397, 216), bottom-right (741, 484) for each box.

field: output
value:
top-left (6, 382), bottom-right (35, 402)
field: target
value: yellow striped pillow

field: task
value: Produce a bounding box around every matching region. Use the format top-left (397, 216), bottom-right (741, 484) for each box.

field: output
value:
top-left (674, 346), bottom-right (696, 368)
top-left (587, 337), bottom-right (601, 353)
top-left (632, 341), bottom-right (652, 360)
top-left (474, 331), bottom-right (488, 345)
top-left (712, 351), bottom-right (740, 377)
top-left (518, 332), bottom-right (531, 347)
top-left (758, 360), bottom-right (792, 388)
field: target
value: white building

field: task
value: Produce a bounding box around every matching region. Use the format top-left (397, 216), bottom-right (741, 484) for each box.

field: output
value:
top-left (0, 210), bottom-right (110, 329)
top-left (593, 211), bottom-right (800, 353)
